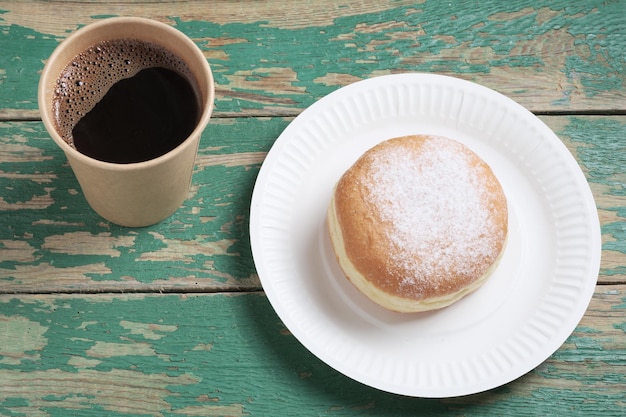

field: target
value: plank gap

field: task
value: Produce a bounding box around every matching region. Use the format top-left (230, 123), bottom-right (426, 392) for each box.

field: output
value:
top-left (0, 286), bottom-right (265, 296)
top-left (2, 109), bottom-right (626, 123)
top-left (0, 281), bottom-right (620, 296)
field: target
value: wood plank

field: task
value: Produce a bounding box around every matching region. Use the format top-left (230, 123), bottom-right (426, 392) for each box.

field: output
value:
top-left (1, 115), bottom-right (624, 292)
top-left (0, 117), bottom-right (283, 293)
top-left (542, 116), bottom-right (626, 284)
top-left (0, 0), bottom-right (624, 117)
top-left (0, 286), bottom-right (624, 416)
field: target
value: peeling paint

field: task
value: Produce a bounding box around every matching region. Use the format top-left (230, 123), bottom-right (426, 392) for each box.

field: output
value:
top-left (42, 232), bottom-right (136, 257)
top-left (0, 239), bottom-right (37, 263)
top-left (0, 1), bottom-right (624, 415)
top-left (1, 1), bottom-right (624, 113)
top-left (1, 292), bottom-right (623, 416)
top-left (0, 315), bottom-right (47, 365)
top-left (119, 320), bottom-right (177, 340)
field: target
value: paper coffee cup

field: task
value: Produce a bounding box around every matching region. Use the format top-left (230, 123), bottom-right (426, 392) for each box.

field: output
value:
top-left (38, 17), bottom-right (214, 227)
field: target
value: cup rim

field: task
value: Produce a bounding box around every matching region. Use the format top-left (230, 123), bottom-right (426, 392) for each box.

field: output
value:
top-left (38, 16), bottom-right (215, 171)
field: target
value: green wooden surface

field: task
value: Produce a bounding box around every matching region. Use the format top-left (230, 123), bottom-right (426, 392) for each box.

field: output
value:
top-left (0, 290), bottom-right (624, 416)
top-left (0, 0), bottom-right (625, 415)
top-left (1, 116), bottom-right (624, 291)
top-left (0, 0), bottom-right (625, 118)
top-left (0, 117), bottom-right (277, 292)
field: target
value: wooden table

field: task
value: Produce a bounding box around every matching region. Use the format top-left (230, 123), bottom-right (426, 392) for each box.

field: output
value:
top-left (1, 1), bottom-right (624, 415)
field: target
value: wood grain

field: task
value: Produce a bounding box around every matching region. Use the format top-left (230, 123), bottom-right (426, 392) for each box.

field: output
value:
top-left (0, 1), bottom-right (624, 414)
top-left (0, 288), bottom-right (624, 416)
top-left (0, 0), bottom-right (624, 117)
top-left (1, 116), bottom-right (623, 293)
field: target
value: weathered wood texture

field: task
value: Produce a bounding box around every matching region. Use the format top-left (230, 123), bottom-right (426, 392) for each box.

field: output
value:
top-left (1, 116), bottom-right (624, 292)
top-left (0, 289), bottom-right (624, 416)
top-left (0, 0), bottom-right (624, 118)
top-left (0, 0), bottom-right (624, 415)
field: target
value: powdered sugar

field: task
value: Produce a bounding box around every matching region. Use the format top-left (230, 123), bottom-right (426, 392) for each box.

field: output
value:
top-left (363, 136), bottom-right (502, 296)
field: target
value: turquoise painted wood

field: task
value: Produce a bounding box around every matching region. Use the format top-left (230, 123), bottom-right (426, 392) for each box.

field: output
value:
top-left (0, 0), bottom-right (624, 116)
top-left (0, 118), bottom-right (284, 292)
top-left (0, 0), bottom-right (625, 415)
top-left (1, 290), bottom-right (624, 416)
top-left (1, 116), bottom-right (624, 291)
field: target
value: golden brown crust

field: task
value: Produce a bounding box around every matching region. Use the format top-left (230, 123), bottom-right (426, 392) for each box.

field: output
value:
top-left (328, 135), bottom-right (508, 312)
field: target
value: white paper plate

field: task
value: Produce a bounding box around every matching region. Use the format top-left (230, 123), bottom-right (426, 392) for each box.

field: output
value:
top-left (249, 73), bottom-right (601, 397)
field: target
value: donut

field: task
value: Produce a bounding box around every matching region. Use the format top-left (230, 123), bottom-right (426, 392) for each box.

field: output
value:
top-left (327, 135), bottom-right (508, 313)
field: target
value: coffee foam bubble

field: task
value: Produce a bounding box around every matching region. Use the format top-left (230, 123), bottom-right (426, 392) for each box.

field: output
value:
top-left (53, 38), bottom-right (197, 147)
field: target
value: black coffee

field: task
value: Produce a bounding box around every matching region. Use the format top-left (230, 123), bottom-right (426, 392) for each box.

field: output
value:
top-left (53, 39), bottom-right (200, 164)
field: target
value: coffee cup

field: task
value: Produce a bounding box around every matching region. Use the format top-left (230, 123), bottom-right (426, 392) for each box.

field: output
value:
top-left (38, 17), bottom-right (214, 227)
